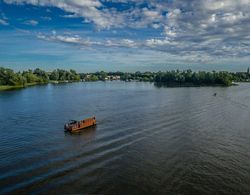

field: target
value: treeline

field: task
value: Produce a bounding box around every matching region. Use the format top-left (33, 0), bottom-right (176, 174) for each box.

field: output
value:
top-left (85, 70), bottom-right (250, 86)
top-left (0, 67), bottom-right (80, 87)
top-left (1, 67), bottom-right (250, 88)
top-left (49, 69), bottom-right (80, 81)
top-left (231, 70), bottom-right (250, 82)
top-left (154, 70), bottom-right (233, 86)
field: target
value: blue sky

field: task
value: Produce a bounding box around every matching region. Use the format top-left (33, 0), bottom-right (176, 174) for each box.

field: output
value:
top-left (0, 0), bottom-right (249, 72)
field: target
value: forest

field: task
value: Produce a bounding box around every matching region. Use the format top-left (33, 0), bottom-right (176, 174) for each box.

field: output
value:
top-left (0, 67), bottom-right (249, 90)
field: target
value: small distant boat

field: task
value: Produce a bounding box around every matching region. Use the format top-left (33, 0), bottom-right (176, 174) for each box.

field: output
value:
top-left (213, 93), bottom-right (217, 96)
top-left (64, 117), bottom-right (96, 132)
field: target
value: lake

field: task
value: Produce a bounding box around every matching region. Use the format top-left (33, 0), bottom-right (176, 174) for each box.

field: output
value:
top-left (0, 81), bottom-right (250, 194)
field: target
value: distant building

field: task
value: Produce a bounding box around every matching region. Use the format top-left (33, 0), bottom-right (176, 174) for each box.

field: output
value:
top-left (105, 75), bottom-right (121, 80)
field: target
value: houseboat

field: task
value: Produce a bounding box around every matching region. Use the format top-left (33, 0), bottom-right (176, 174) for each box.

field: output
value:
top-left (64, 117), bottom-right (96, 132)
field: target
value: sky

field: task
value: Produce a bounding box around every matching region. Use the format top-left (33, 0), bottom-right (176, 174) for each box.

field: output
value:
top-left (0, 0), bottom-right (249, 72)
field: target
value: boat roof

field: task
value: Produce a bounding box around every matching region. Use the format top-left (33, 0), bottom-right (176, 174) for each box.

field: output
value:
top-left (69, 120), bottom-right (77, 123)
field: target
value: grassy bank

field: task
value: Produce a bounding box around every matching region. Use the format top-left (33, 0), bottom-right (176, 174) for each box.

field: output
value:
top-left (0, 85), bottom-right (24, 91)
top-left (0, 82), bottom-right (43, 91)
top-left (0, 81), bottom-right (80, 91)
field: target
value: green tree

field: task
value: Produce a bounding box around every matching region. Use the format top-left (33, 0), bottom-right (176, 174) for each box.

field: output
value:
top-left (49, 70), bottom-right (59, 81)
top-left (33, 68), bottom-right (49, 83)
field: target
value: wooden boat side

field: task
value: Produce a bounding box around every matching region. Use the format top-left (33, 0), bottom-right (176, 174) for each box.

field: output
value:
top-left (65, 117), bottom-right (96, 132)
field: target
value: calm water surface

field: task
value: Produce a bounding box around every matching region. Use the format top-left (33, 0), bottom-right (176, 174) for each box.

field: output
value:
top-left (0, 82), bottom-right (250, 194)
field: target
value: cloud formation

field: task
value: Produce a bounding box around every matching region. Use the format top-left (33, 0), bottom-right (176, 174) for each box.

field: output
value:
top-left (23, 19), bottom-right (39, 26)
top-left (3, 0), bottom-right (250, 62)
top-left (37, 32), bottom-right (137, 49)
top-left (0, 19), bottom-right (9, 26)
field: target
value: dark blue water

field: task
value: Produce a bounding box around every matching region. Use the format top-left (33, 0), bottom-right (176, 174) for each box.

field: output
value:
top-left (0, 82), bottom-right (250, 194)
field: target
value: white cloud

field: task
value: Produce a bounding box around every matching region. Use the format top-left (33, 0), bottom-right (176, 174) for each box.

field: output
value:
top-left (55, 35), bottom-right (82, 44)
top-left (0, 19), bottom-right (9, 26)
top-left (3, 0), bottom-right (250, 61)
top-left (61, 14), bottom-right (78, 18)
top-left (152, 23), bottom-right (161, 29)
top-left (23, 19), bottom-right (38, 26)
top-left (145, 38), bottom-right (171, 47)
top-left (120, 39), bottom-right (137, 48)
top-left (4, 0), bottom-right (111, 28)
top-left (37, 32), bottom-right (139, 49)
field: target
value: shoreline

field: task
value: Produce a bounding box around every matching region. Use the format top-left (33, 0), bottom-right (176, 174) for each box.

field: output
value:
top-left (154, 82), bottom-right (238, 88)
top-left (1, 67), bottom-right (249, 91)
top-left (0, 80), bottom-right (242, 91)
top-left (0, 82), bottom-right (46, 91)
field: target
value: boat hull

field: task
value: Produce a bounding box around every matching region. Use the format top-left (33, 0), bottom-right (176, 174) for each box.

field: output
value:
top-left (64, 117), bottom-right (96, 132)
